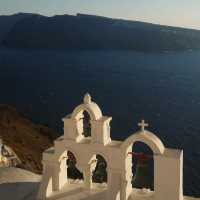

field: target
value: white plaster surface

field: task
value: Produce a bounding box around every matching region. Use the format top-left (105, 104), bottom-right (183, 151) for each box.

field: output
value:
top-left (0, 167), bottom-right (198, 200)
top-left (37, 94), bottom-right (200, 200)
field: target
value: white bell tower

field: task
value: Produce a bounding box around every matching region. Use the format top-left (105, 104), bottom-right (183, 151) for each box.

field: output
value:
top-left (63, 93), bottom-right (111, 145)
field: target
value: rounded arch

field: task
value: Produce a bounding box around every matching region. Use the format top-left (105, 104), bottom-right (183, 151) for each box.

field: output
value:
top-left (121, 130), bottom-right (165, 155)
top-left (87, 151), bottom-right (109, 167)
top-left (87, 153), bottom-right (108, 184)
top-left (71, 102), bottom-right (102, 121)
top-left (58, 148), bottom-right (81, 167)
top-left (131, 141), bottom-right (154, 190)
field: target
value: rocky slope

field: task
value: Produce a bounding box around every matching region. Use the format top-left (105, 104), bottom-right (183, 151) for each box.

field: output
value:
top-left (1, 13), bottom-right (200, 52)
top-left (0, 13), bottom-right (32, 44)
top-left (0, 105), bottom-right (55, 174)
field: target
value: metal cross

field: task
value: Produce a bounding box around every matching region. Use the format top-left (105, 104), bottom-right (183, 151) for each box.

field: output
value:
top-left (138, 119), bottom-right (149, 131)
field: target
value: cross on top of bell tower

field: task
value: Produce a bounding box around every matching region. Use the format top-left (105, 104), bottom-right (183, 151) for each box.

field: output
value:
top-left (138, 119), bottom-right (149, 131)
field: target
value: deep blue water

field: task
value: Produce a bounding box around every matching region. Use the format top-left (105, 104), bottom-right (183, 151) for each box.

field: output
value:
top-left (0, 47), bottom-right (200, 196)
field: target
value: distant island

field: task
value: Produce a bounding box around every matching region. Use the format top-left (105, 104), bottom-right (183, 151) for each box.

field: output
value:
top-left (1, 13), bottom-right (200, 52)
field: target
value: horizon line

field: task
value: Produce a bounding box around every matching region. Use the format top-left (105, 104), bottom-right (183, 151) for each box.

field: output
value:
top-left (1, 11), bottom-right (200, 31)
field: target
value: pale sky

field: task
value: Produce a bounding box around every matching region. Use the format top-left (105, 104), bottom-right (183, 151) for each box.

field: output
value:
top-left (0, 0), bottom-right (200, 29)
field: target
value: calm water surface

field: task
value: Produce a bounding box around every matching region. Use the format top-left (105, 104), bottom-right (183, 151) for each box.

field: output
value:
top-left (0, 48), bottom-right (200, 196)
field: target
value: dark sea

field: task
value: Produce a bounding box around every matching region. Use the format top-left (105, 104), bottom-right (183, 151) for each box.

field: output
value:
top-left (0, 47), bottom-right (200, 196)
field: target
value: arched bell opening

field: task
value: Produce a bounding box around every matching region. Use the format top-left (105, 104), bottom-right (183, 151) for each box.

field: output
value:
top-left (92, 155), bottom-right (107, 183)
top-left (82, 111), bottom-right (92, 137)
top-left (87, 154), bottom-right (108, 189)
top-left (75, 110), bottom-right (92, 138)
top-left (66, 151), bottom-right (83, 182)
top-left (129, 142), bottom-right (154, 190)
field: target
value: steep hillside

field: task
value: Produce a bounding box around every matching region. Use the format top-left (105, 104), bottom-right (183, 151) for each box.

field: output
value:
top-left (1, 13), bottom-right (200, 52)
top-left (0, 105), bottom-right (55, 174)
top-left (0, 13), bottom-right (36, 44)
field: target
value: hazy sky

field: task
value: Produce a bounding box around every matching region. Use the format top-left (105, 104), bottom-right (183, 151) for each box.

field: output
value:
top-left (1, 0), bottom-right (200, 29)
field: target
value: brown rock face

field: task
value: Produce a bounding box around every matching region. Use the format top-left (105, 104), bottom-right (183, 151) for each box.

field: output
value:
top-left (0, 105), bottom-right (55, 174)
